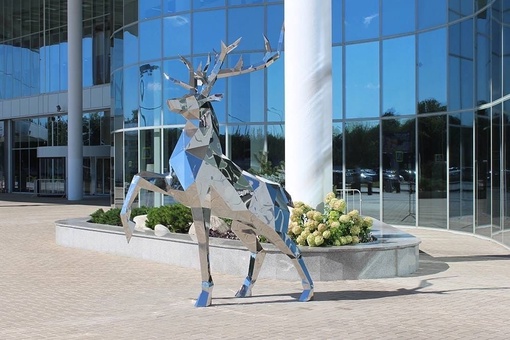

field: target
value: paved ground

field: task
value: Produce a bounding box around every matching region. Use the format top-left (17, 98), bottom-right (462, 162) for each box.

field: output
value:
top-left (1, 194), bottom-right (510, 339)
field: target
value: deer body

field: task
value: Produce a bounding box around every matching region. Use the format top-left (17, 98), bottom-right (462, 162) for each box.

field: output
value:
top-left (120, 31), bottom-right (314, 307)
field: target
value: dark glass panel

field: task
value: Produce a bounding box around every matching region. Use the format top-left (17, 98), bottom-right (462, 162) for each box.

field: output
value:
top-left (476, 32), bottom-right (490, 105)
top-left (382, 117), bottom-right (416, 225)
top-left (503, 100), bottom-right (510, 247)
top-left (382, 0), bottom-right (415, 36)
top-left (418, 114), bottom-right (447, 228)
top-left (124, 130), bottom-right (139, 185)
top-left (228, 125), bottom-right (264, 171)
top-left (448, 0), bottom-right (474, 21)
top-left (449, 112), bottom-right (474, 232)
top-left (124, 0), bottom-right (138, 26)
top-left (492, 8), bottom-right (503, 100)
top-left (504, 26), bottom-right (510, 96)
top-left (382, 36), bottom-right (416, 115)
top-left (345, 121), bottom-right (379, 218)
top-left (345, 41), bottom-right (379, 118)
top-left (475, 107), bottom-right (491, 234)
top-left (492, 104), bottom-right (502, 243)
top-left (123, 66), bottom-right (139, 127)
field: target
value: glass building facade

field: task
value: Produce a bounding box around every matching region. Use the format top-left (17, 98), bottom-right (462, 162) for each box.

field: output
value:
top-left (1, 0), bottom-right (509, 247)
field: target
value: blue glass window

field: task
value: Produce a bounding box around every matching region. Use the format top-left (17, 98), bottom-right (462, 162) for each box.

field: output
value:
top-left (123, 66), bottom-right (139, 126)
top-left (165, 0), bottom-right (191, 13)
top-left (332, 0), bottom-right (342, 44)
top-left (140, 19), bottom-right (162, 62)
top-left (345, 41), bottom-right (379, 118)
top-left (140, 0), bottom-right (163, 19)
top-left (193, 10), bottom-right (226, 54)
top-left (383, 36), bottom-right (416, 115)
top-left (345, 0), bottom-right (379, 42)
top-left (332, 46), bottom-right (343, 119)
top-left (162, 59), bottom-right (191, 125)
top-left (123, 25), bottom-right (139, 67)
top-left (228, 7), bottom-right (264, 51)
top-left (267, 53), bottom-right (284, 123)
top-left (193, 0), bottom-right (225, 10)
top-left (418, 0), bottom-right (446, 30)
top-left (227, 53), bottom-right (265, 123)
top-left (163, 14), bottom-right (191, 57)
top-left (82, 37), bottom-right (92, 87)
top-left (382, 0), bottom-right (415, 36)
top-left (418, 29), bottom-right (446, 107)
top-left (267, 4), bottom-right (284, 49)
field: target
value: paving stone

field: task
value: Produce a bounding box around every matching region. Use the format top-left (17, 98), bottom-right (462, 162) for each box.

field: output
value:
top-left (0, 193), bottom-right (509, 339)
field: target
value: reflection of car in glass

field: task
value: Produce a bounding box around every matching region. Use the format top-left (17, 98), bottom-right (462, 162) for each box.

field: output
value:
top-left (360, 169), bottom-right (376, 183)
top-left (333, 169), bottom-right (373, 194)
top-left (383, 170), bottom-right (401, 193)
top-left (399, 169), bottom-right (416, 182)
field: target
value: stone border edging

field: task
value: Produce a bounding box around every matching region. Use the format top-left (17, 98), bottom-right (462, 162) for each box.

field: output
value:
top-left (55, 218), bottom-right (421, 281)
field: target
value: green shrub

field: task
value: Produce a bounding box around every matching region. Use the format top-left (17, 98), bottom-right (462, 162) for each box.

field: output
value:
top-left (145, 204), bottom-right (193, 233)
top-left (89, 207), bottom-right (122, 226)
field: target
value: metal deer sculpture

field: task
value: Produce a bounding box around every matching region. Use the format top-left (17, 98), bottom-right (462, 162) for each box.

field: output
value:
top-left (120, 30), bottom-right (314, 307)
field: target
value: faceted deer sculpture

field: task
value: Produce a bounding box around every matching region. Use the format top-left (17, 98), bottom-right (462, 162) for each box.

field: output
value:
top-left (120, 29), bottom-right (314, 307)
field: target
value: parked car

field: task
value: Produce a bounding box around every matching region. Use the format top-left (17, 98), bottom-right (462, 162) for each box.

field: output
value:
top-left (383, 170), bottom-right (401, 193)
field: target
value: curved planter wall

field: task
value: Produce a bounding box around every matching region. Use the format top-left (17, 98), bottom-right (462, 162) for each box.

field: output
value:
top-left (55, 218), bottom-right (421, 281)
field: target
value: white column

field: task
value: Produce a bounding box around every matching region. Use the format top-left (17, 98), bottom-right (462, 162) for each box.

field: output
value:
top-left (284, 0), bottom-right (333, 209)
top-left (67, 0), bottom-right (83, 200)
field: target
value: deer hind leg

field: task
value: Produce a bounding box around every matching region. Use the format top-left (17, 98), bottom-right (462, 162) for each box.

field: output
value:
top-left (267, 206), bottom-right (314, 302)
top-left (120, 172), bottom-right (170, 242)
top-left (231, 221), bottom-right (266, 298)
top-left (191, 207), bottom-right (214, 307)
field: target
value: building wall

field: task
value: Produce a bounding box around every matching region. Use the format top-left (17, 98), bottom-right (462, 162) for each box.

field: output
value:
top-left (111, 0), bottom-right (510, 247)
top-left (0, 0), bottom-right (112, 195)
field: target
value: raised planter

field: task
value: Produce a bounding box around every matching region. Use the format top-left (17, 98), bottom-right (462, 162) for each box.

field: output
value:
top-left (55, 218), bottom-right (420, 281)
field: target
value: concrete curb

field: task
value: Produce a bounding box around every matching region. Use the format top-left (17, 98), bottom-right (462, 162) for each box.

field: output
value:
top-left (55, 218), bottom-right (421, 281)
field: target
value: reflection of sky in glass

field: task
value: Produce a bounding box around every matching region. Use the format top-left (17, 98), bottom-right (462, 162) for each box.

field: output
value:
top-left (418, 0), bottom-right (447, 30)
top-left (383, 36), bottom-right (415, 115)
top-left (345, 0), bottom-right (379, 41)
top-left (140, 20), bottom-right (162, 62)
top-left (382, 0), bottom-right (414, 36)
top-left (418, 29), bottom-right (447, 105)
top-left (227, 53), bottom-right (264, 123)
top-left (267, 54), bottom-right (284, 122)
top-left (193, 10), bottom-right (226, 54)
top-left (345, 42), bottom-right (379, 118)
top-left (332, 47), bottom-right (342, 119)
top-left (228, 7), bottom-right (264, 50)
top-left (163, 14), bottom-right (191, 57)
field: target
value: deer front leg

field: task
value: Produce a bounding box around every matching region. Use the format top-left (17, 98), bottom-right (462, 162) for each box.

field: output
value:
top-left (120, 172), bottom-right (170, 242)
top-left (191, 207), bottom-right (214, 307)
top-left (231, 221), bottom-right (266, 298)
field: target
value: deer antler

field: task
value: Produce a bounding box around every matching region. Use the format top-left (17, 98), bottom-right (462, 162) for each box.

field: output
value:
top-left (201, 25), bottom-right (284, 96)
top-left (167, 25), bottom-right (284, 97)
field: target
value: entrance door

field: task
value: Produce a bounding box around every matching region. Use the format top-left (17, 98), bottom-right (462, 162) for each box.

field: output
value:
top-left (38, 158), bottom-right (66, 195)
top-left (96, 157), bottom-right (111, 195)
